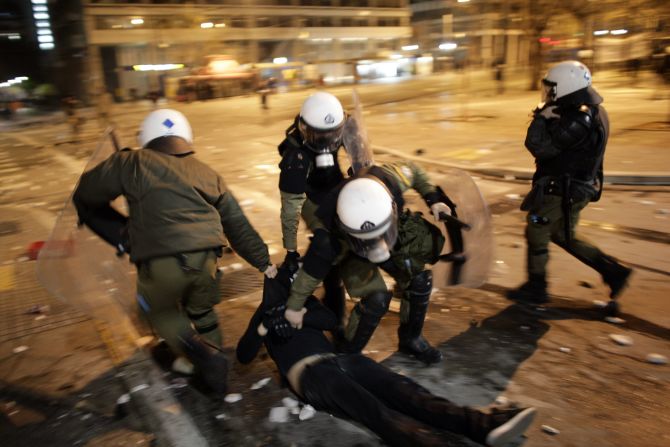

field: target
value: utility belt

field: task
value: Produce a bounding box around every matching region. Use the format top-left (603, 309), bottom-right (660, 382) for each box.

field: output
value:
top-left (286, 353), bottom-right (337, 397)
top-left (543, 176), bottom-right (597, 202)
top-left (138, 246), bottom-right (223, 274)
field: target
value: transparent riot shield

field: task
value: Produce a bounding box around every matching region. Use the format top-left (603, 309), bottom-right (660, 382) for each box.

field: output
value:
top-left (342, 89), bottom-right (374, 174)
top-left (405, 168), bottom-right (493, 288)
top-left (36, 128), bottom-right (145, 359)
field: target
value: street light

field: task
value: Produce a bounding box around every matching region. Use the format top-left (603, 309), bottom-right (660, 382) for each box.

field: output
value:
top-left (200, 22), bottom-right (214, 29)
top-left (130, 18), bottom-right (144, 25)
top-left (611, 29), bottom-right (628, 35)
top-left (402, 44), bottom-right (419, 51)
top-left (439, 42), bottom-right (458, 51)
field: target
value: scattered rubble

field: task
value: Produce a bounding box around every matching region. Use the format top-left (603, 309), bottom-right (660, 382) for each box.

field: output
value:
top-left (250, 377), bottom-right (271, 390)
top-left (609, 334), bottom-right (633, 346)
top-left (224, 393), bottom-right (243, 404)
top-left (646, 354), bottom-right (668, 365)
top-left (541, 425), bottom-right (560, 435)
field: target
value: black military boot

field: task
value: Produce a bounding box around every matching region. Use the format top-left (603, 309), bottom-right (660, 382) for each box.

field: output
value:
top-left (597, 255), bottom-right (632, 299)
top-left (341, 291), bottom-right (392, 354)
top-left (397, 271), bottom-right (443, 365)
top-left (506, 274), bottom-right (549, 304)
top-left (179, 333), bottom-right (228, 394)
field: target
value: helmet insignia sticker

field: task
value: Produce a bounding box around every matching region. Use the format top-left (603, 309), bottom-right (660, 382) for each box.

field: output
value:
top-left (162, 118), bottom-right (175, 129)
top-left (324, 113), bottom-right (335, 125)
top-left (361, 221), bottom-right (376, 231)
top-left (583, 71), bottom-right (591, 83)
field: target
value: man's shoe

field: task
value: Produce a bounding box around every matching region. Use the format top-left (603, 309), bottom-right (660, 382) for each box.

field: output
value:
top-left (506, 281), bottom-right (548, 304)
top-left (485, 407), bottom-right (537, 447)
top-left (398, 336), bottom-right (443, 365)
top-left (606, 266), bottom-right (632, 299)
top-left (180, 334), bottom-right (228, 394)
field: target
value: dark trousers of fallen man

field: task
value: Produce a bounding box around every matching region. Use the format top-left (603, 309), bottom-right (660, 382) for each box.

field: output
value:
top-left (236, 268), bottom-right (536, 447)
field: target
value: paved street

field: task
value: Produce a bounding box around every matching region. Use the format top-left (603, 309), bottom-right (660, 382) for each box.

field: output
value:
top-left (1, 70), bottom-right (669, 446)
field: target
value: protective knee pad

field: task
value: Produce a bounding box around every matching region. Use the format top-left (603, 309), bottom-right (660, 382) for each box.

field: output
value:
top-left (359, 290), bottom-right (392, 319)
top-left (407, 270), bottom-right (432, 297)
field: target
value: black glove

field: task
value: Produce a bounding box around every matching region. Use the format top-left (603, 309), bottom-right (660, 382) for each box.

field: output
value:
top-left (283, 251), bottom-right (301, 275)
top-left (262, 304), bottom-right (295, 339)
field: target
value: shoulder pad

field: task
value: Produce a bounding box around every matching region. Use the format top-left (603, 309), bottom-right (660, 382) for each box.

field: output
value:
top-left (554, 105), bottom-right (594, 148)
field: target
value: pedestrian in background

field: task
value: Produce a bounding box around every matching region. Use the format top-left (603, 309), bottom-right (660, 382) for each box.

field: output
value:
top-left (73, 109), bottom-right (277, 394)
top-left (508, 61), bottom-right (632, 315)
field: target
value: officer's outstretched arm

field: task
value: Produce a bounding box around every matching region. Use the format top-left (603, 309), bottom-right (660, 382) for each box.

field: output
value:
top-left (217, 191), bottom-right (271, 272)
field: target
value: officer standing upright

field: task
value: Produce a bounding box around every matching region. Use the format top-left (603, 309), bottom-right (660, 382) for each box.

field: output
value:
top-left (508, 61), bottom-right (632, 313)
top-left (73, 109), bottom-right (277, 393)
top-left (277, 92), bottom-right (348, 326)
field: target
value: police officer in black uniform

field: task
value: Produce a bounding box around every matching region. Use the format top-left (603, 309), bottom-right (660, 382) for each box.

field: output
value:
top-left (508, 61), bottom-right (632, 314)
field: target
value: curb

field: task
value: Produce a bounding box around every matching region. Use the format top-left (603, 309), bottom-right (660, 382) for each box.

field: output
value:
top-left (373, 145), bottom-right (670, 186)
top-left (120, 350), bottom-right (209, 447)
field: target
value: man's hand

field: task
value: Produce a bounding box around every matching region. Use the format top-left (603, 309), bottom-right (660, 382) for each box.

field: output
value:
top-left (263, 264), bottom-right (278, 278)
top-left (284, 307), bottom-right (307, 329)
top-left (262, 304), bottom-right (295, 339)
top-left (283, 250), bottom-right (301, 274)
top-left (430, 202), bottom-right (453, 221)
top-left (539, 105), bottom-right (560, 120)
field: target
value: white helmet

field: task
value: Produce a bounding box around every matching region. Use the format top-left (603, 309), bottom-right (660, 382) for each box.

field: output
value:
top-left (138, 109), bottom-right (193, 148)
top-left (542, 61), bottom-right (593, 102)
top-left (298, 92), bottom-right (346, 166)
top-left (336, 177), bottom-right (398, 263)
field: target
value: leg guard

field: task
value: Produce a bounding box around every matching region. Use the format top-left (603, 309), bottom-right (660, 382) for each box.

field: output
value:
top-left (179, 333), bottom-right (228, 394)
top-left (322, 267), bottom-right (346, 331)
top-left (342, 291), bottom-right (392, 354)
top-left (397, 271), bottom-right (443, 364)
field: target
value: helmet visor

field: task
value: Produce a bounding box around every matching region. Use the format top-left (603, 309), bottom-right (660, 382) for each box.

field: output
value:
top-left (541, 79), bottom-right (557, 104)
top-left (340, 208), bottom-right (399, 263)
top-left (299, 118), bottom-right (345, 154)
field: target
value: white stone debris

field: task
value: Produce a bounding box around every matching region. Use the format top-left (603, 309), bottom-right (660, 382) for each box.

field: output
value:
top-left (605, 316), bottom-right (626, 325)
top-left (12, 345), bottom-right (29, 354)
top-left (171, 357), bottom-right (194, 375)
top-left (541, 425), bottom-right (560, 435)
top-left (299, 404), bottom-right (316, 421)
top-left (269, 406), bottom-right (289, 423)
top-left (559, 347), bottom-right (572, 354)
top-left (592, 300), bottom-right (607, 308)
top-left (494, 396), bottom-right (509, 406)
top-left (281, 397), bottom-right (299, 408)
top-left (224, 393), bottom-right (243, 403)
top-left (609, 334), bottom-right (633, 346)
top-left (646, 354), bottom-right (668, 365)
top-left (250, 377), bottom-right (272, 390)
top-left (215, 413), bottom-right (229, 420)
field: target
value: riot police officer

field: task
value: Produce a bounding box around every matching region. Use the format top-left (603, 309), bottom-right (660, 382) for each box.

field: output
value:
top-left (73, 109), bottom-right (277, 393)
top-left (283, 162), bottom-right (455, 364)
top-left (508, 61), bottom-right (632, 313)
top-left (278, 92), bottom-right (348, 325)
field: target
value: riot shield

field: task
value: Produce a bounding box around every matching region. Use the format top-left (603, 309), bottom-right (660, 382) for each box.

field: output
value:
top-left (36, 128), bottom-right (145, 358)
top-left (406, 168), bottom-right (492, 288)
top-left (342, 89), bottom-right (374, 174)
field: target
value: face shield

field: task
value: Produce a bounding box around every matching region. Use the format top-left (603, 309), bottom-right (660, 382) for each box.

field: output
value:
top-left (541, 79), bottom-right (557, 105)
top-left (339, 206), bottom-right (399, 264)
top-left (298, 117), bottom-right (345, 168)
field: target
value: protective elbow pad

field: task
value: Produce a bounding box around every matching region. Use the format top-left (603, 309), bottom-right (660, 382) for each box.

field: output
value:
top-left (302, 229), bottom-right (340, 279)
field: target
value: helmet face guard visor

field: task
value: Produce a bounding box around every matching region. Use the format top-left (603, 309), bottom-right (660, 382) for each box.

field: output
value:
top-left (541, 79), bottom-right (557, 104)
top-left (339, 206), bottom-right (399, 264)
top-left (299, 117), bottom-right (345, 155)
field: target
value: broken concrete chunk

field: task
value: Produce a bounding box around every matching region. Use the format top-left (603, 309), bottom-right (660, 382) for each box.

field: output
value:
top-left (592, 300), bottom-right (607, 308)
top-left (559, 347), bottom-right (571, 354)
top-left (605, 316), bottom-right (626, 325)
top-left (609, 334), bottom-right (633, 346)
top-left (250, 377), bottom-right (271, 390)
top-left (541, 425), bottom-right (560, 435)
top-left (269, 406), bottom-right (289, 423)
top-left (646, 354), bottom-right (668, 365)
top-left (224, 393), bottom-right (243, 404)
top-left (281, 397), bottom-right (299, 408)
top-left (12, 346), bottom-right (29, 354)
top-left (298, 405), bottom-right (316, 421)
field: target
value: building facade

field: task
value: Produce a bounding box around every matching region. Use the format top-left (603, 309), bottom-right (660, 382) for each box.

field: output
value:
top-left (82, 0), bottom-right (412, 99)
